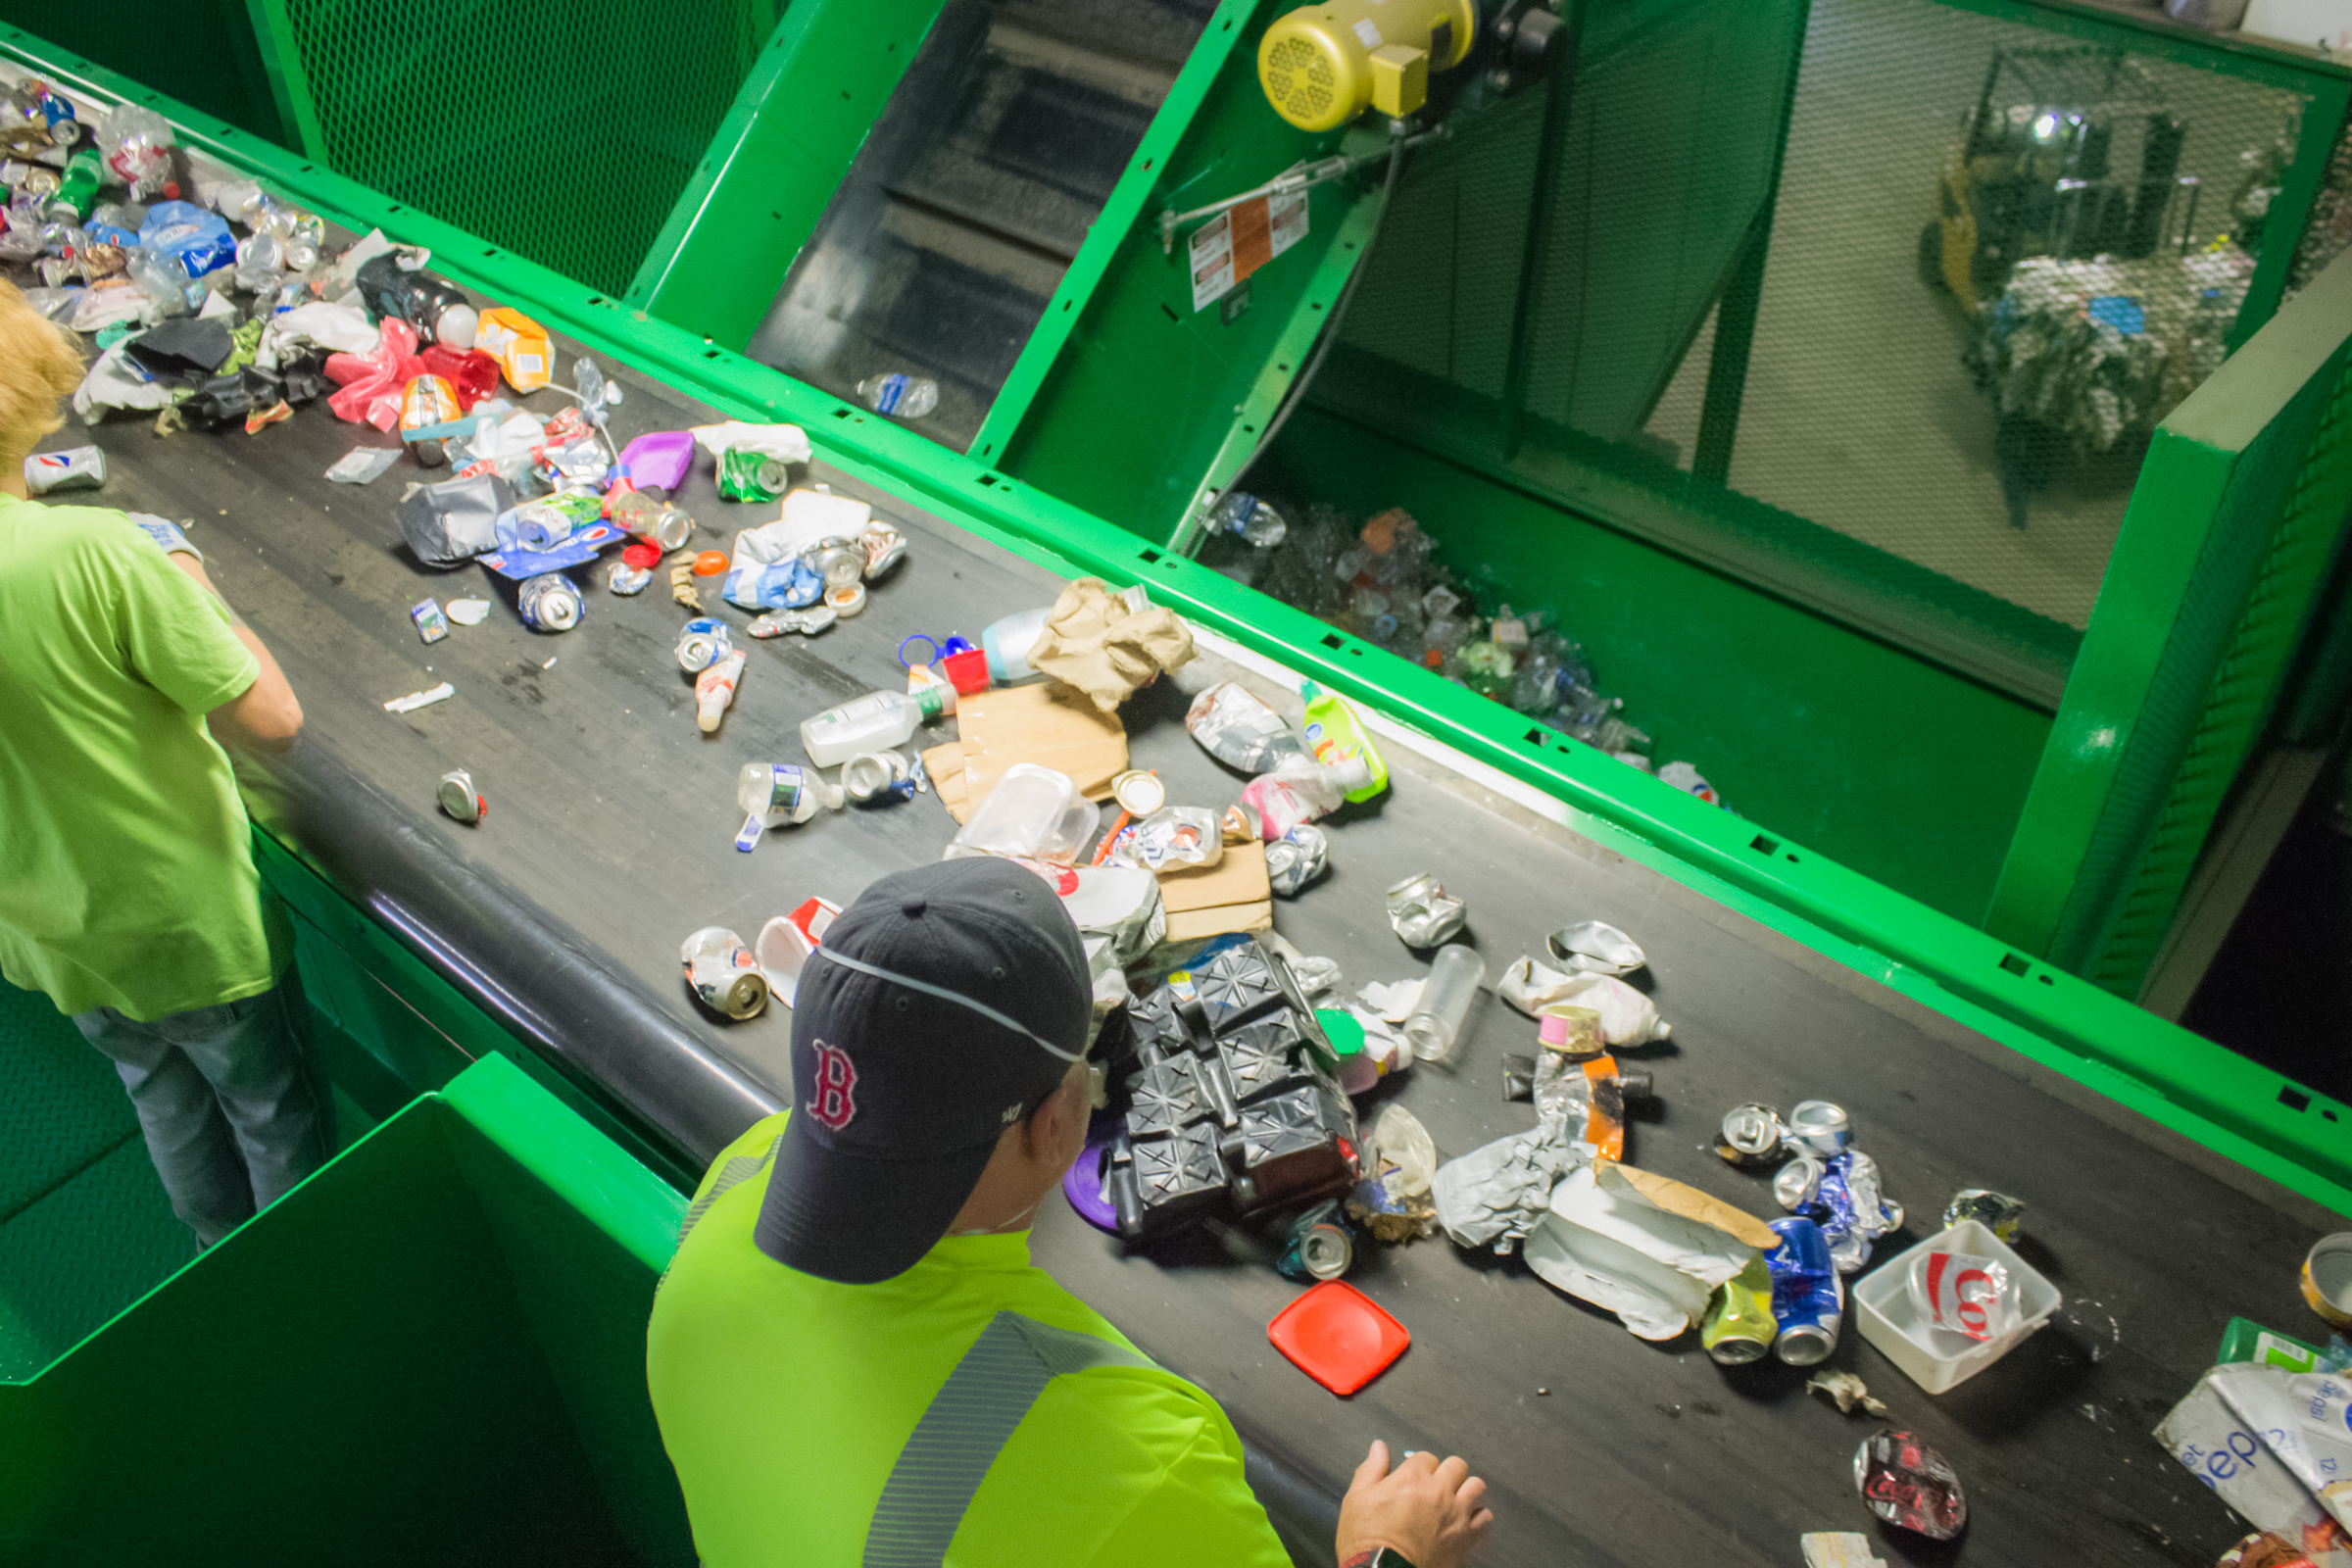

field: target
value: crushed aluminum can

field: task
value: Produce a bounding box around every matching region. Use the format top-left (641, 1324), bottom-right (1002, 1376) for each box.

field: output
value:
top-left (1853, 1428), bottom-right (1967, 1541)
top-left (748, 606), bottom-right (838, 638)
top-left (1908, 1247), bottom-right (2019, 1344)
top-left (1112, 807), bottom-right (1223, 873)
top-left (1276, 1200), bottom-right (1356, 1283)
top-left (515, 571), bottom-right (583, 632)
top-left (814, 541), bottom-right (864, 590)
top-left (1265, 823), bottom-right (1329, 897)
top-left (675, 616), bottom-right (733, 672)
top-left (411, 597), bottom-right (449, 644)
top-left (1769, 1216), bottom-right (1842, 1366)
top-left (1715, 1103), bottom-right (1787, 1168)
top-left (24, 444), bottom-right (106, 493)
top-left (1110, 769), bottom-right (1165, 816)
top-left (436, 769), bottom-right (486, 824)
top-left (1943, 1188), bottom-right (2026, 1244)
top-left (841, 750), bottom-right (915, 805)
top-left (860, 521), bottom-right (907, 579)
top-left (1387, 872), bottom-right (1465, 949)
top-left (1185, 681), bottom-right (1308, 774)
top-left (1701, 1255), bottom-right (1779, 1365)
top-left (680, 925), bottom-right (768, 1021)
top-left (1774, 1155), bottom-right (1826, 1212)
top-left (1544, 920), bottom-right (1645, 975)
top-left (607, 561), bottom-right (653, 596)
top-left (1431, 1124), bottom-right (1576, 1253)
top-left (1786, 1099), bottom-right (1853, 1156)
top-left (1221, 803), bottom-right (1261, 844)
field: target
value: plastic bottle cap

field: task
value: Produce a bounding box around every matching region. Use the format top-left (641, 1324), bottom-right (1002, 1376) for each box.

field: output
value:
top-left (693, 550), bottom-right (729, 576)
top-left (621, 541), bottom-right (662, 569)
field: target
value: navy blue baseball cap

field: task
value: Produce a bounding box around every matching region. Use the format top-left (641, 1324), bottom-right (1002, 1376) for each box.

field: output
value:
top-left (756, 858), bottom-right (1094, 1283)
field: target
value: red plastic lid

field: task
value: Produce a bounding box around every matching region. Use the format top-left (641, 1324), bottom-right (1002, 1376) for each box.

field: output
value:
top-left (1267, 1281), bottom-right (1409, 1396)
top-left (620, 541), bottom-right (662, 569)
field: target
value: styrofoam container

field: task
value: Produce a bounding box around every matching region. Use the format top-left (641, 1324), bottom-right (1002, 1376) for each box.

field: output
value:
top-left (1854, 1219), bottom-right (2061, 1393)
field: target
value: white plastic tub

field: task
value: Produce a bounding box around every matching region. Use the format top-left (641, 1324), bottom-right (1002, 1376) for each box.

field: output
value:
top-left (1854, 1219), bottom-right (2062, 1393)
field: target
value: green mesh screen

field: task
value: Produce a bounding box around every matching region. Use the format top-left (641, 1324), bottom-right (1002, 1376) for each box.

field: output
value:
top-left (1324, 0), bottom-right (2333, 694)
top-left (268, 0), bottom-right (782, 296)
top-left (0, 0), bottom-right (287, 145)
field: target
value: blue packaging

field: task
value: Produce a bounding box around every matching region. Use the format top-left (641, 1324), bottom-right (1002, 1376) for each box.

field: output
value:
top-left (137, 200), bottom-right (235, 278)
top-left (723, 556), bottom-right (823, 611)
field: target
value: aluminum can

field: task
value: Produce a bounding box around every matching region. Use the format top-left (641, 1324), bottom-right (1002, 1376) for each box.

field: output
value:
top-left (1715, 1102), bottom-right (1786, 1167)
top-left (24, 444), bottom-right (105, 494)
top-left (675, 616), bottom-right (733, 672)
top-left (680, 925), bottom-right (767, 1021)
top-left (1767, 1215), bottom-right (1843, 1365)
top-left (436, 769), bottom-right (486, 824)
top-left (1786, 1100), bottom-right (1853, 1155)
top-left (1701, 1254), bottom-right (1780, 1365)
top-left (515, 571), bottom-right (583, 632)
top-left (717, 448), bottom-right (793, 502)
top-left (1276, 1200), bottom-right (1355, 1283)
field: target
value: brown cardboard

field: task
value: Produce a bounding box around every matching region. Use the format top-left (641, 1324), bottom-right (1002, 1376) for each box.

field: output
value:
top-left (1165, 900), bottom-right (1273, 943)
top-left (956, 682), bottom-right (1128, 805)
top-left (1157, 841), bottom-right (1272, 912)
top-left (1610, 1164), bottom-right (1781, 1251)
top-left (921, 741), bottom-right (971, 822)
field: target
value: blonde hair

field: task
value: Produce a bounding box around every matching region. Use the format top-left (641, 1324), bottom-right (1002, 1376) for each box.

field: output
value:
top-left (0, 279), bottom-right (85, 466)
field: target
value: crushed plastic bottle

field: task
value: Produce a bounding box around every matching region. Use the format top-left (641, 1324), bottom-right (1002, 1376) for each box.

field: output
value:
top-left (95, 105), bottom-right (174, 203)
top-left (1210, 489), bottom-right (1288, 549)
top-left (857, 372), bottom-right (939, 418)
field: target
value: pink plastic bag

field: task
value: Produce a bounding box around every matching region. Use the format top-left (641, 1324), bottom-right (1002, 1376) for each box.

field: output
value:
top-left (324, 318), bottom-right (423, 429)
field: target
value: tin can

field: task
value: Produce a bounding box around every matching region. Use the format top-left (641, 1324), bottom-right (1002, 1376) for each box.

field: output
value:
top-left (608, 562), bottom-right (653, 596)
top-left (610, 488), bottom-right (693, 551)
top-left (2304, 1233), bottom-right (2352, 1332)
top-left (411, 597), bottom-right (450, 644)
top-left (748, 607), bottom-right (838, 638)
top-left (680, 925), bottom-right (768, 1021)
top-left (1701, 1254), bottom-right (1780, 1365)
top-left (1767, 1216), bottom-right (1843, 1365)
top-left (24, 445), bottom-right (105, 494)
top-left (436, 768), bottom-right (486, 824)
top-left (1265, 823), bottom-right (1329, 897)
top-left (515, 571), bottom-right (583, 632)
top-left (675, 616), bottom-right (733, 672)
top-left (1853, 1429), bottom-right (1967, 1541)
top-left (860, 522), bottom-right (908, 579)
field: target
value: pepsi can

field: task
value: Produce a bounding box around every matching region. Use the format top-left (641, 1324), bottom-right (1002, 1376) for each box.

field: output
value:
top-left (515, 571), bottom-right (583, 632)
top-left (24, 445), bottom-right (105, 494)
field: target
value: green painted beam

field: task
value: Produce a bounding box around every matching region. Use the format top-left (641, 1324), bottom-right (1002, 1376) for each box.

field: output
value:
top-left (20, 26), bottom-right (2352, 1218)
top-left (624, 0), bottom-right (947, 349)
top-left (238, 0), bottom-right (325, 162)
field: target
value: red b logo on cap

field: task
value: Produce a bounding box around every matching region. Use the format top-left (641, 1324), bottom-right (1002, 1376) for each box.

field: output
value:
top-left (808, 1041), bottom-right (858, 1131)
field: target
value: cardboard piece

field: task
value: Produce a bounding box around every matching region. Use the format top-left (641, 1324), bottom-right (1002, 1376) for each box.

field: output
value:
top-left (1611, 1164), bottom-right (1781, 1251)
top-left (954, 683), bottom-right (1128, 807)
top-left (1157, 841), bottom-right (1273, 943)
top-left (922, 741), bottom-right (971, 822)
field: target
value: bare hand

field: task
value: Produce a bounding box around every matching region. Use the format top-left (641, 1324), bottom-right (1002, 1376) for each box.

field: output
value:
top-left (1335, 1440), bottom-right (1492, 1568)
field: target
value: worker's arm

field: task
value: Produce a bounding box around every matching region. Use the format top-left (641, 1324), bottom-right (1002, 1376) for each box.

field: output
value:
top-left (167, 552), bottom-right (303, 752)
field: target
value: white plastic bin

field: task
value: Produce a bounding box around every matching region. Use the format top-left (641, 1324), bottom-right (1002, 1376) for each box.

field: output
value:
top-left (1854, 1219), bottom-right (2061, 1393)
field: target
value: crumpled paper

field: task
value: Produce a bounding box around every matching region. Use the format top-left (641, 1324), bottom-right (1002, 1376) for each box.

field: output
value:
top-left (1498, 956), bottom-right (1669, 1045)
top-left (691, 419), bottom-right (810, 465)
top-left (1523, 1162), bottom-right (1764, 1340)
top-left (1028, 577), bottom-right (1196, 712)
top-left (1431, 1124), bottom-right (1578, 1252)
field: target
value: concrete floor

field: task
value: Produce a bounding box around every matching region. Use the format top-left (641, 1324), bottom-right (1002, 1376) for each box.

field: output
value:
top-left (1644, 0), bottom-right (2306, 631)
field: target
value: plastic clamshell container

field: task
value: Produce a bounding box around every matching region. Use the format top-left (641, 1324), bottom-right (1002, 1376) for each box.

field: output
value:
top-left (1854, 1219), bottom-right (2061, 1394)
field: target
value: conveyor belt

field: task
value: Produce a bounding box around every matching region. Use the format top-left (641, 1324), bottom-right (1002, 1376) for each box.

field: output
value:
top-left (64, 287), bottom-right (2337, 1567)
top-left (746, 0), bottom-right (1215, 451)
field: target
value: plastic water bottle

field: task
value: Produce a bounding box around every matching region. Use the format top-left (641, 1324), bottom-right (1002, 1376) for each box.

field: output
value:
top-left (1404, 945), bottom-right (1487, 1063)
top-left (800, 687), bottom-right (946, 768)
top-left (1211, 490), bottom-right (1288, 549)
top-left (857, 372), bottom-right (939, 419)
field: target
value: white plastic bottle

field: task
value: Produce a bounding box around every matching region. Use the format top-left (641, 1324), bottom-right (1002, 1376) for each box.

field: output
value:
top-left (801, 686), bottom-right (944, 768)
top-left (735, 762), bottom-right (844, 852)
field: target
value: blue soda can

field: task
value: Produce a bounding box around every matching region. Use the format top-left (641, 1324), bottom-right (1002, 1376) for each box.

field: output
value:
top-left (675, 616), bottom-right (732, 671)
top-left (1767, 1215), bottom-right (1842, 1366)
top-left (515, 571), bottom-right (583, 632)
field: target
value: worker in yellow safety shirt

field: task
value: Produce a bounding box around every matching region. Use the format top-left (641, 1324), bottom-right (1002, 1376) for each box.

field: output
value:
top-left (648, 858), bottom-right (1494, 1568)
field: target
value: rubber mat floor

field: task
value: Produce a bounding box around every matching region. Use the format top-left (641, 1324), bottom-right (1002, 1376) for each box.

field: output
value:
top-left (0, 981), bottom-right (193, 1381)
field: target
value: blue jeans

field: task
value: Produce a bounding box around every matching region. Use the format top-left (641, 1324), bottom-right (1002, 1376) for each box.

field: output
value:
top-left (74, 985), bottom-right (334, 1247)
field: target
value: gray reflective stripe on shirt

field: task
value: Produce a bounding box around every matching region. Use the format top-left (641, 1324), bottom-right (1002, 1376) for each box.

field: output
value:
top-left (676, 1133), bottom-right (783, 1246)
top-left (863, 1311), bottom-right (1157, 1568)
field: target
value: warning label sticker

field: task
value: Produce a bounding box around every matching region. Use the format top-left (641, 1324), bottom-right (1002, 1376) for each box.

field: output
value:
top-left (1189, 192), bottom-right (1310, 313)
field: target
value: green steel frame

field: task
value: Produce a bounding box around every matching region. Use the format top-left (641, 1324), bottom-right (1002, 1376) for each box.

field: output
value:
top-left (11, 24), bottom-right (2352, 1224)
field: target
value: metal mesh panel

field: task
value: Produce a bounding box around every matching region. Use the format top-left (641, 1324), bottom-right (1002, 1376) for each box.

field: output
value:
top-left (270, 0), bottom-right (780, 295)
top-left (1691, 1), bottom-right (2311, 633)
top-left (0, 0), bottom-right (286, 144)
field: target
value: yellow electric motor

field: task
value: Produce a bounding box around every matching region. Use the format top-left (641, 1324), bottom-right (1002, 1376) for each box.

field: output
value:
top-left (1258, 0), bottom-right (1478, 131)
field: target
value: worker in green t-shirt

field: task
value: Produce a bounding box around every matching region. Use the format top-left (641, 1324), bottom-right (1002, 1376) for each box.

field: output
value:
top-left (649, 858), bottom-right (1494, 1568)
top-left (0, 281), bottom-right (330, 1248)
